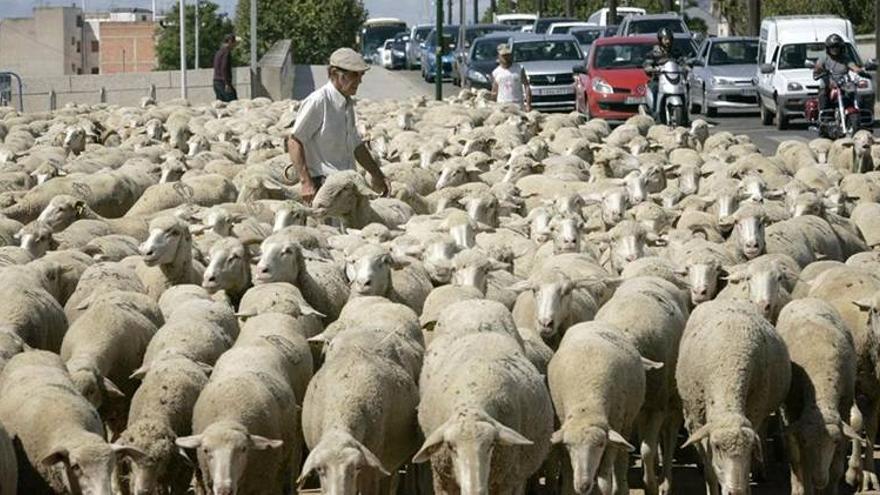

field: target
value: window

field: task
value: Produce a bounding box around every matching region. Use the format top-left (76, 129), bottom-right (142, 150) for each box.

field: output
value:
top-left (77, 68), bottom-right (83, 75)
top-left (91, 40), bottom-right (99, 52)
top-left (71, 37), bottom-right (75, 46)
top-left (76, 15), bottom-right (83, 27)
top-left (76, 41), bottom-right (81, 53)
top-left (91, 67), bottom-right (99, 74)
top-left (708, 40), bottom-right (759, 66)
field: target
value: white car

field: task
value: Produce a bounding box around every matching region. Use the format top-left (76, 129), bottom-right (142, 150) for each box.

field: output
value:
top-left (586, 6), bottom-right (646, 26)
top-left (378, 39), bottom-right (395, 69)
top-left (546, 22), bottom-right (594, 35)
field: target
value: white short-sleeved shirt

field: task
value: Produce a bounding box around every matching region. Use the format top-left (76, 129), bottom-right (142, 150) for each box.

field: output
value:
top-left (492, 64), bottom-right (526, 106)
top-left (291, 82), bottom-right (363, 178)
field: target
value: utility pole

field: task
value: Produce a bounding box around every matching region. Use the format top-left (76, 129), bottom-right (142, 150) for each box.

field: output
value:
top-left (179, 0), bottom-right (187, 100)
top-left (565, 0), bottom-right (574, 17)
top-left (436, 0), bottom-right (443, 100)
top-left (447, 0), bottom-right (453, 25)
top-left (490, 0), bottom-right (496, 17)
top-left (747, 0), bottom-right (760, 36)
top-left (459, 0), bottom-right (464, 24)
top-left (194, 0), bottom-right (200, 69)
top-left (250, 0), bottom-right (257, 76)
top-left (152, 0), bottom-right (157, 21)
top-left (609, 0), bottom-right (617, 26)
top-left (473, 0), bottom-right (479, 24)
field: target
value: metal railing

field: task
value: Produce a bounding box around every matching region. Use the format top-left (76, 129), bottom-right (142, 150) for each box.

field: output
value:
top-left (0, 72), bottom-right (24, 112)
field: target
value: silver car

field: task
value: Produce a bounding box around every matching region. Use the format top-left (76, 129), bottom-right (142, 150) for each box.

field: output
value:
top-left (406, 24), bottom-right (434, 70)
top-left (510, 33), bottom-right (584, 112)
top-left (689, 36), bottom-right (760, 117)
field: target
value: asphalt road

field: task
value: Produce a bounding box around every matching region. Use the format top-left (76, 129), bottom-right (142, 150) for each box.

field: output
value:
top-left (372, 65), bottom-right (819, 154)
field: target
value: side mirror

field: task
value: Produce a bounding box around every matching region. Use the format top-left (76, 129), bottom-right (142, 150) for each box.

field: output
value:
top-left (803, 59), bottom-right (815, 69)
top-left (759, 63), bottom-right (775, 74)
top-left (866, 58), bottom-right (878, 71)
top-left (572, 64), bottom-right (587, 74)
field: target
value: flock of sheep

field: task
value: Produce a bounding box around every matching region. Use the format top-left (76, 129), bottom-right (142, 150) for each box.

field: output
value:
top-left (0, 87), bottom-right (879, 495)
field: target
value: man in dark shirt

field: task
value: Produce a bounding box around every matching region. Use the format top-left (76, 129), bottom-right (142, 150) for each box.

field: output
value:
top-left (814, 34), bottom-right (864, 112)
top-left (213, 34), bottom-right (238, 102)
top-left (643, 27), bottom-right (681, 118)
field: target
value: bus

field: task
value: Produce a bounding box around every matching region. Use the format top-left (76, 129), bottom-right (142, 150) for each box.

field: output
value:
top-left (359, 18), bottom-right (409, 64)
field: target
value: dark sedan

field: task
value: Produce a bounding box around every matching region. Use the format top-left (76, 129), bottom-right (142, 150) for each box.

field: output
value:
top-left (460, 32), bottom-right (517, 89)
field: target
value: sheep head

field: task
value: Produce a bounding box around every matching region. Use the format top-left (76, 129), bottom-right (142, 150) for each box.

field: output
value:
top-left (203, 238), bottom-right (249, 295)
top-left (16, 221), bottom-right (58, 258)
top-left (42, 441), bottom-right (144, 495)
top-left (140, 216), bottom-right (191, 267)
top-left (38, 194), bottom-right (87, 232)
top-left (297, 430), bottom-right (389, 494)
top-left (682, 415), bottom-right (761, 495)
top-left (551, 417), bottom-right (634, 495)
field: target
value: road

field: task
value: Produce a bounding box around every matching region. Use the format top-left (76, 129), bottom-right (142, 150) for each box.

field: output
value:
top-left (360, 65), bottom-right (819, 154)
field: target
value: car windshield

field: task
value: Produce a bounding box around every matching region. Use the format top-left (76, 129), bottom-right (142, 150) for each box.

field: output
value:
top-left (535, 18), bottom-right (577, 33)
top-left (426, 28), bottom-right (460, 49)
top-left (414, 26), bottom-right (433, 41)
top-left (708, 40), bottom-right (758, 65)
top-left (778, 42), bottom-right (862, 70)
top-left (363, 24), bottom-right (407, 53)
top-left (626, 18), bottom-right (685, 35)
top-left (473, 40), bottom-right (505, 61)
top-left (571, 29), bottom-right (602, 45)
top-left (593, 38), bottom-right (694, 69)
top-left (513, 40), bottom-right (582, 62)
top-left (500, 18), bottom-right (536, 27)
top-left (464, 27), bottom-right (509, 45)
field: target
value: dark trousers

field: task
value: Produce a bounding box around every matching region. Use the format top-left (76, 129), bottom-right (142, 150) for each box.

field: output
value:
top-left (312, 175), bottom-right (325, 192)
top-left (213, 80), bottom-right (238, 102)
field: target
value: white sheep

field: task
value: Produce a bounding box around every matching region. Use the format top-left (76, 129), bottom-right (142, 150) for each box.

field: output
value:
top-left (136, 215), bottom-right (204, 301)
top-left (311, 170), bottom-right (414, 229)
top-left (345, 243), bottom-right (433, 314)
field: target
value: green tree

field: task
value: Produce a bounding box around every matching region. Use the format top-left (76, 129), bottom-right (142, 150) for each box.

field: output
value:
top-left (234, 0), bottom-right (368, 65)
top-left (156, 0), bottom-right (238, 70)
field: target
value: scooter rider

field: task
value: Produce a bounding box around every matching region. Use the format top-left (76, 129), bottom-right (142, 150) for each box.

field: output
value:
top-left (813, 34), bottom-right (863, 113)
top-left (643, 27), bottom-right (681, 117)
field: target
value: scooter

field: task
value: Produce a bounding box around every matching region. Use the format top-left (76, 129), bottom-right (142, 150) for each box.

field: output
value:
top-left (644, 59), bottom-right (690, 127)
top-left (805, 69), bottom-right (873, 139)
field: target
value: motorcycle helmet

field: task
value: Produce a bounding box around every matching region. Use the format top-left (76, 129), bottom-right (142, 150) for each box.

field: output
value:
top-left (657, 27), bottom-right (673, 46)
top-left (825, 33), bottom-right (844, 54)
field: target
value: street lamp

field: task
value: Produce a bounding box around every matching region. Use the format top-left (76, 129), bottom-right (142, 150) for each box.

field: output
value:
top-left (179, 0), bottom-right (187, 100)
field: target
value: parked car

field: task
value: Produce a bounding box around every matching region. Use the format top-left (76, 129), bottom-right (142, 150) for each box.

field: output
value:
top-left (421, 25), bottom-right (460, 82)
top-left (688, 36), bottom-right (760, 117)
top-left (616, 13), bottom-right (690, 36)
top-left (546, 22), bottom-right (593, 35)
top-left (569, 25), bottom-right (616, 59)
top-left (382, 33), bottom-right (409, 70)
top-left (460, 32), bottom-right (517, 90)
top-left (532, 17), bottom-right (579, 34)
top-left (586, 7), bottom-right (646, 26)
top-left (574, 34), bottom-right (697, 121)
top-left (756, 15), bottom-right (875, 129)
top-left (378, 39), bottom-right (395, 69)
top-left (406, 24), bottom-right (434, 69)
top-left (493, 13), bottom-right (538, 29)
top-left (453, 24), bottom-right (516, 85)
top-left (510, 33), bottom-right (585, 111)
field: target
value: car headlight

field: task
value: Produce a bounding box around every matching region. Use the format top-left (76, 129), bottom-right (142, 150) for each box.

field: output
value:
top-left (592, 77), bottom-right (613, 95)
top-left (787, 82), bottom-right (803, 91)
top-left (467, 69), bottom-right (488, 84)
top-left (712, 77), bottom-right (733, 86)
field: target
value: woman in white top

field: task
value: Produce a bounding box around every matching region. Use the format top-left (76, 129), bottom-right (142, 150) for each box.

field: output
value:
top-left (491, 44), bottom-right (532, 111)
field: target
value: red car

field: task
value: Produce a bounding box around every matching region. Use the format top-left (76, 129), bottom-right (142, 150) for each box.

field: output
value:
top-left (575, 35), bottom-right (695, 121)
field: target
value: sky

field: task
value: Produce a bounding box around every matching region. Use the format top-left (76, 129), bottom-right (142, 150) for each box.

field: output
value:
top-left (0, 0), bottom-right (490, 25)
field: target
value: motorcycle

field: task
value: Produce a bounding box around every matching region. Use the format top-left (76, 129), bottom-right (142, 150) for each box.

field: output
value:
top-left (644, 58), bottom-right (690, 127)
top-left (805, 69), bottom-right (873, 139)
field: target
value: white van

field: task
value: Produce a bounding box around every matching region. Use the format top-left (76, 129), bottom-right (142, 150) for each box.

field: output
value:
top-left (586, 7), bottom-right (646, 27)
top-left (493, 13), bottom-right (538, 30)
top-left (756, 15), bottom-right (872, 129)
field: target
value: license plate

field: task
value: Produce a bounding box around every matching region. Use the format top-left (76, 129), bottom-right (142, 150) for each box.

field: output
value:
top-left (625, 96), bottom-right (647, 104)
top-left (738, 89), bottom-right (755, 95)
top-left (535, 87), bottom-right (573, 96)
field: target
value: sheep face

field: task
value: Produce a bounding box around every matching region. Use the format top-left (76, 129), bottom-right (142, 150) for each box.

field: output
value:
top-left (68, 367), bottom-right (124, 410)
top-left (503, 157), bottom-right (537, 183)
top-left (17, 223), bottom-right (56, 258)
top-left (63, 127), bottom-right (86, 155)
top-left (38, 195), bottom-right (85, 231)
top-left (43, 443), bottom-right (136, 495)
top-left (31, 162), bottom-right (65, 185)
top-left (203, 240), bottom-right (248, 294)
top-left (464, 196), bottom-right (499, 227)
top-left (551, 217), bottom-right (581, 254)
top-left (788, 421), bottom-right (849, 491)
top-left (608, 224), bottom-right (647, 274)
top-left (254, 239), bottom-right (302, 285)
top-left (346, 250), bottom-right (400, 297)
top-left (203, 209), bottom-right (233, 236)
top-left (791, 193), bottom-right (822, 218)
top-left (677, 165), bottom-right (702, 196)
top-left (640, 165), bottom-right (667, 194)
top-left (298, 431), bottom-right (388, 495)
top-left (412, 409), bottom-right (532, 494)
top-left (708, 427), bottom-right (758, 495)
top-left (532, 278), bottom-right (575, 339)
top-left (687, 263), bottom-right (720, 305)
top-left (140, 219), bottom-right (187, 267)
top-left (552, 424), bottom-right (634, 495)
top-left (423, 241), bottom-right (458, 284)
top-left (159, 160), bottom-right (187, 184)
top-left (115, 424), bottom-right (175, 495)
top-left (601, 190), bottom-right (627, 227)
top-left (168, 126), bottom-right (191, 154)
top-left (715, 192), bottom-right (740, 226)
top-left (145, 120), bottom-right (164, 141)
top-left (733, 215), bottom-right (765, 260)
top-left (529, 208), bottom-right (553, 243)
top-left (436, 163), bottom-right (478, 190)
top-left (273, 204), bottom-right (308, 232)
top-left (176, 424), bottom-right (282, 495)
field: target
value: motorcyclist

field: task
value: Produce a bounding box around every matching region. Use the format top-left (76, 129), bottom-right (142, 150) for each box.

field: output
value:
top-left (813, 33), bottom-right (864, 113)
top-left (643, 27), bottom-right (682, 117)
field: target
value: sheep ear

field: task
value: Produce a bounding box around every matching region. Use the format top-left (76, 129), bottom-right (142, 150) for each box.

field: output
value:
top-left (299, 303), bottom-right (325, 318)
top-left (262, 179), bottom-right (284, 191)
top-left (641, 357), bottom-right (664, 370)
top-left (175, 435), bottom-right (203, 449)
top-left (607, 429), bottom-right (635, 452)
top-left (764, 189), bottom-right (785, 200)
top-left (74, 200), bottom-right (86, 216)
top-left (194, 361), bottom-right (213, 376)
top-left (487, 259), bottom-right (510, 271)
top-left (249, 434), bottom-right (283, 450)
top-left (493, 421), bottom-right (533, 446)
top-left (388, 253), bottom-right (411, 270)
top-left (550, 429), bottom-right (565, 445)
top-left (41, 447), bottom-right (70, 467)
top-left (681, 424), bottom-right (712, 449)
top-left (307, 333), bottom-right (329, 344)
top-left (356, 441), bottom-right (391, 476)
top-left (103, 377), bottom-right (126, 399)
top-left (412, 426), bottom-right (446, 464)
top-left (235, 310), bottom-right (257, 320)
top-left (853, 299), bottom-right (874, 312)
top-left (129, 365), bottom-right (149, 380)
top-left (111, 444), bottom-right (148, 464)
top-left (297, 449), bottom-right (320, 486)
top-left (842, 422), bottom-right (863, 442)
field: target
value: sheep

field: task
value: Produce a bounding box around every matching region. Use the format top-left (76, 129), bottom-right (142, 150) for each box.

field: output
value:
top-left (420, 284), bottom-right (484, 334)
top-left (254, 232), bottom-right (349, 320)
top-left (0, 267), bottom-right (68, 352)
top-left (413, 329), bottom-right (553, 495)
top-left (82, 234), bottom-right (142, 261)
top-left (311, 170), bottom-right (414, 229)
top-left (299, 320), bottom-right (423, 493)
top-left (175, 325), bottom-right (305, 494)
top-left (594, 277), bottom-right (689, 494)
top-left (776, 298), bottom-right (859, 495)
top-left (124, 174), bottom-right (238, 218)
top-left (0, 422), bottom-right (16, 495)
top-left (60, 291), bottom-right (159, 436)
top-left (236, 282), bottom-right (324, 334)
top-left (63, 261), bottom-right (146, 323)
top-left (345, 243), bottom-right (433, 314)
top-left (451, 248), bottom-right (518, 309)
top-left (202, 237), bottom-right (251, 306)
top-left (548, 322), bottom-right (653, 495)
top-left (136, 215), bottom-right (204, 300)
top-left (114, 355), bottom-right (211, 495)
top-left (676, 300), bottom-right (791, 495)
top-left (715, 254), bottom-right (798, 323)
top-left (0, 350), bottom-right (145, 494)
top-left (37, 194), bottom-right (150, 240)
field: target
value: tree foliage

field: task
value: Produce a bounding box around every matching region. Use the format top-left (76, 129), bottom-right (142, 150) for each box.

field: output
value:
top-left (234, 0), bottom-right (368, 65)
top-left (156, 0), bottom-right (238, 71)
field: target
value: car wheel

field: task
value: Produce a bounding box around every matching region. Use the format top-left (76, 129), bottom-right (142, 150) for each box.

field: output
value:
top-left (760, 98), bottom-right (773, 125)
top-left (775, 96), bottom-right (787, 130)
top-left (705, 90), bottom-right (717, 117)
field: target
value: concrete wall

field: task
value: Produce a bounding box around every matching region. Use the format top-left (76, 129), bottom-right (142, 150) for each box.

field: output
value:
top-left (0, 7), bottom-right (82, 77)
top-left (12, 67), bottom-right (252, 111)
top-left (257, 39), bottom-right (294, 100)
top-left (856, 34), bottom-right (877, 61)
top-left (99, 22), bottom-right (158, 74)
